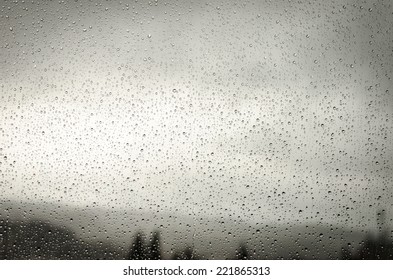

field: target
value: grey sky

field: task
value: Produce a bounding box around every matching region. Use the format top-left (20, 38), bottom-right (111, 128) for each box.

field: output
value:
top-left (0, 0), bottom-right (392, 232)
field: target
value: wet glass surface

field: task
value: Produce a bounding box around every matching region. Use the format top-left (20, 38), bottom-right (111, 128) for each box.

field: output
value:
top-left (0, 0), bottom-right (392, 259)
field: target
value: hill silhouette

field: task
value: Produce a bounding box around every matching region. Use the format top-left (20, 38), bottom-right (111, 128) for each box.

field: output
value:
top-left (0, 199), bottom-right (390, 260)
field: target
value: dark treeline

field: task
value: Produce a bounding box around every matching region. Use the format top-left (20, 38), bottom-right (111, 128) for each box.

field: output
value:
top-left (1, 211), bottom-right (392, 260)
top-left (126, 230), bottom-right (204, 260)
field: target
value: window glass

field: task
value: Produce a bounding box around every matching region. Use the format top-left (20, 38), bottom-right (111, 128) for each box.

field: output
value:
top-left (1, 0), bottom-right (392, 260)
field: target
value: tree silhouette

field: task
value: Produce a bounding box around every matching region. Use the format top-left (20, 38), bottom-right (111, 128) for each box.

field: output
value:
top-left (340, 244), bottom-right (352, 260)
top-left (172, 246), bottom-right (195, 260)
top-left (0, 220), bottom-right (10, 259)
top-left (235, 242), bottom-right (249, 260)
top-left (127, 231), bottom-right (148, 260)
top-left (149, 230), bottom-right (161, 260)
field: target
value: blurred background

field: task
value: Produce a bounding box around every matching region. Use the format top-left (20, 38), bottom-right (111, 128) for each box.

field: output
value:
top-left (0, 0), bottom-right (392, 259)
